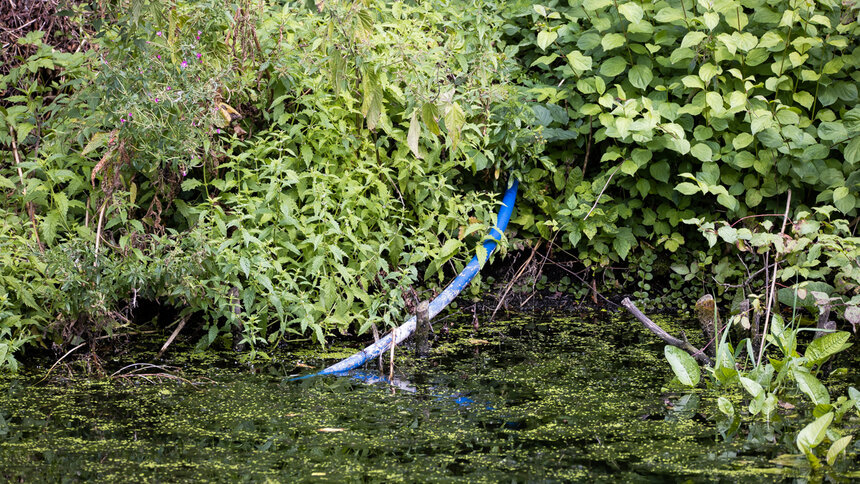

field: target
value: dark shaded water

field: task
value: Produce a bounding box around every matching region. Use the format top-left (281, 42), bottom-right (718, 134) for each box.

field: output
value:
top-left (1, 312), bottom-right (858, 482)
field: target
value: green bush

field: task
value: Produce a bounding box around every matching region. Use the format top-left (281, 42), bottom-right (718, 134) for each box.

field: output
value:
top-left (496, 0), bottom-right (859, 268)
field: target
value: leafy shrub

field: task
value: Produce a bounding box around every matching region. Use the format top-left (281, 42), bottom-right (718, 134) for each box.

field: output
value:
top-left (496, 0), bottom-right (860, 270)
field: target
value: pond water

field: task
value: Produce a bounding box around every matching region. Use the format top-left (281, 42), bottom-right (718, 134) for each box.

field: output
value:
top-left (1, 311), bottom-right (858, 482)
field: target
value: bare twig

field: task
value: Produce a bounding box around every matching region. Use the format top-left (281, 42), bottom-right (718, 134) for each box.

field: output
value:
top-left (491, 240), bottom-right (541, 320)
top-left (757, 190), bottom-right (792, 366)
top-left (34, 342), bottom-right (87, 385)
top-left (156, 315), bottom-right (188, 359)
top-left (94, 199), bottom-right (107, 264)
top-left (584, 164), bottom-right (621, 220)
top-left (9, 125), bottom-right (44, 252)
top-left (622, 297), bottom-right (712, 366)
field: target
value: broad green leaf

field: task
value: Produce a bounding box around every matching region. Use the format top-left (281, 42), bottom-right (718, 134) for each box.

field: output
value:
top-left (845, 137), bottom-right (860, 166)
top-left (717, 396), bottom-right (734, 416)
top-left (740, 376), bottom-right (764, 398)
top-left (794, 370), bottom-right (830, 406)
top-left (566, 50), bottom-right (593, 73)
top-left (422, 102), bottom-right (441, 135)
top-left (850, 387), bottom-right (860, 412)
top-left (681, 31), bottom-right (707, 49)
top-left (536, 30), bottom-right (558, 51)
top-left (628, 64), bottom-right (653, 89)
top-left (818, 122), bottom-right (848, 141)
top-left (655, 7), bottom-right (684, 23)
top-left (834, 192), bottom-right (856, 214)
top-left (805, 331), bottom-right (851, 365)
top-left (613, 227), bottom-right (636, 259)
top-left (649, 160), bottom-right (670, 182)
top-left (601, 33), bottom-right (626, 51)
top-left (675, 182), bottom-right (700, 195)
top-left (618, 2), bottom-right (644, 24)
top-left (827, 435), bottom-right (852, 466)
top-left (793, 92), bottom-right (814, 109)
top-left (690, 143), bottom-right (712, 162)
top-left (699, 63), bottom-right (719, 84)
top-left (664, 345), bottom-right (700, 386)
top-left (620, 159), bottom-right (639, 175)
top-left (703, 11), bottom-right (719, 30)
top-left (583, 0), bottom-right (611, 10)
top-left (733, 133), bottom-right (753, 150)
top-left (796, 412), bottom-right (833, 453)
top-left (600, 56), bottom-right (627, 77)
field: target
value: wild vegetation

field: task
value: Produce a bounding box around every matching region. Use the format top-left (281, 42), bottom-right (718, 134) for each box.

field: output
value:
top-left (1, 0), bottom-right (859, 473)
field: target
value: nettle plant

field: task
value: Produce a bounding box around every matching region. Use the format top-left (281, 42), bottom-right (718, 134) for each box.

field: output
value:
top-left (494, 0), bottom-right (859, 273)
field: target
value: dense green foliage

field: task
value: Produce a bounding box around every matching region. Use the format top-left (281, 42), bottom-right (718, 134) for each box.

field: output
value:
top-left (0, 0), bottom-right (520, 367)
top-left (1, 0), bottom-right (859, 373)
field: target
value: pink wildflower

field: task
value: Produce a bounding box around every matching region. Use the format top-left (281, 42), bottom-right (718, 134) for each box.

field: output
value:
top-left (180, 60), bottom-right (188, 68)
top-left (156, 31), bottom-right (162, 36)
top-left (120, 118), bottom-right (126, 123)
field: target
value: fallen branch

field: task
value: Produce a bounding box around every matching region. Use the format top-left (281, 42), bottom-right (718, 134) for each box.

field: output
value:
top-left (156, 315), bottom-right (188, 359)
top-left (621, 297), bottom-right (712, 366)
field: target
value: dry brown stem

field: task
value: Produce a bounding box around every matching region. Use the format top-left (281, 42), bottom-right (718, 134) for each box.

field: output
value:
top-left (622, 297), bottom-right (713, 366)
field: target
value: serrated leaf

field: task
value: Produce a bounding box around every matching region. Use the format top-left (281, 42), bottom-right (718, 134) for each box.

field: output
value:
top-left (664, 345), bottom-right (700, 386)
top-left (181, 179), bottom-right (202, 191)
top-left (444, 102), bottom-right (466, 152)
top-left (82, 132), bottom-right (111, 156)
top-left (421, 102), bottom-right (441, 135)
top-left (439, 238), bottom-right (462, 260)
top-left (257, 274), bottom-right (274, 294)
top-left (53, 192), bottom-right (69, 219)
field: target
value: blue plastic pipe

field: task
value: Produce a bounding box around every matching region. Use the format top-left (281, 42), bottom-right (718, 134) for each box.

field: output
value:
top-left (296, 179), bottom-right (519, 379)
